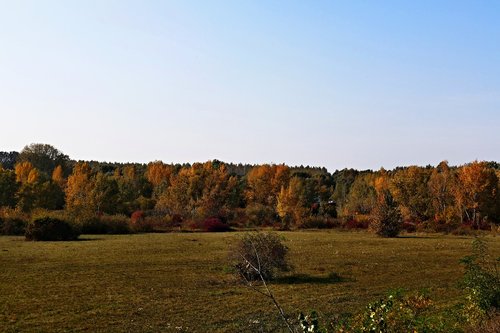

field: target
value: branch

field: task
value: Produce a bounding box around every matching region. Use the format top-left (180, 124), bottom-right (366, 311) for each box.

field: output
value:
top-left (239, 239), bottom-right (294, 333)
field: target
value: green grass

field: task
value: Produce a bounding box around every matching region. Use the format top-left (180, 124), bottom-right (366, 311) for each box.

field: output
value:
top-left (0, 231), bottom-right (499, 332)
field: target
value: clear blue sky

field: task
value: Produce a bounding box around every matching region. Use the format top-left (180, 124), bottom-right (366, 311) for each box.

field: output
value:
top-left (1, 1), bottom-right (499, 171)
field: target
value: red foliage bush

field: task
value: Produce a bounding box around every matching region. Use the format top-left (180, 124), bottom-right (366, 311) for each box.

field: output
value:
top-left (344, 218), bottom-right (369, 230)
top-left (131, 210), bottom-right (145, 224)
top-left (202, 217), bottom-right (232, 232)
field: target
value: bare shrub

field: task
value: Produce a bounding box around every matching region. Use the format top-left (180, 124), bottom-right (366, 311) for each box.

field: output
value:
top-left (230, 232), bottom-right (294, 332)
top-left (231, 232), bottom-right (290, 281)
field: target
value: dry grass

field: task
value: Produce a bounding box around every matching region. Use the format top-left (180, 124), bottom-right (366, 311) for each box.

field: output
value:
top-left (0, 231), bottom-right (499, 332)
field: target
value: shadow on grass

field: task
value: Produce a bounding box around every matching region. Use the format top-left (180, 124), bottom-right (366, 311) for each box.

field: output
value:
top-left (75, 237), bottom-right (104, 241)
top-left (274, 272), bottom-right (349, 285)
top-left (396, 235), bottom-right (434, 239)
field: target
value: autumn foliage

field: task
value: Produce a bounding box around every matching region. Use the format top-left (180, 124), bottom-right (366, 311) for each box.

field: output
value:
top-left (0, 144), bottom-right (499, 235)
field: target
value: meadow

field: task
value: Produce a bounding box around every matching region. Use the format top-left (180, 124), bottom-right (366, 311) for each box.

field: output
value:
top-left (1, 231), bottom-right (499, 332)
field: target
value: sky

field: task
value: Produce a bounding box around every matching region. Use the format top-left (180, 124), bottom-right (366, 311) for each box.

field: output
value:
top-left (1, 1), bottom-right (499, 171)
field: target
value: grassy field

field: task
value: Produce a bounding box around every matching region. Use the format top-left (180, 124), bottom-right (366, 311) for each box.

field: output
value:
top-left (1, 231), bottom-right (499, 332)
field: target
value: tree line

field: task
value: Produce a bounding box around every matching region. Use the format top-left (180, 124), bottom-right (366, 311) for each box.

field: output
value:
top-left (0, 144), bottom-right (499, 232)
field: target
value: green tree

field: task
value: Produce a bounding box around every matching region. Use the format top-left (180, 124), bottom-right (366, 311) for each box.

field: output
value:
top-left (331, 168), bottom-right (359, 217)
top-left (90, 172), bottom-right (119, 214)
top-left (0, 168), bottom-right (19, 207)
top-left (344, 173), bottom-right (377, 215)
top-left (17, 143), bottom-right (69, 177)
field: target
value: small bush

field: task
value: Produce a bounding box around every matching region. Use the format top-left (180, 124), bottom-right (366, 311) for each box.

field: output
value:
top-left (26, 217), bottom-right (79, 241)
top-left (245, 203), bottom-right (277, 227)
top-left (299, 217), bottom-right (339, 229)
top-left (343, 217), bottom-right (370, 230)
top-left (79, 215), bottom-right (130, 234)
top-left (451, 224), bottom-right (478, 236)
top-left (402, 221), bottom-right (417, 233)
top-left (0, 217), bottom-right (27, 235)
top-left (370, 194), bottom-right (402, 237)
top-left (0, 208), bottom-right (29, 235)
top-left (130, 214), bottom-right (161, 233)
top-left (99, 215), bottom-right (131, 234)
top-left (203, 217), bottom-right (231, 232)
top-left (355, 291), bottom-right (436, 332)
top-left (130, 210), bottom-right (145, 224)
top-left (460, 238), bottom-right (500, 325)
top-left (79, 216), bottom-right (107, 234)
top-left (432, 220), bottom-right (462, 234)
top-left (231, 232), bottom-right (290, 281)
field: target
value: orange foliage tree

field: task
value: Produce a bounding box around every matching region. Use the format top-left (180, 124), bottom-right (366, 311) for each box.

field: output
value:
top-left (455, 161), bottom-right (499, 226)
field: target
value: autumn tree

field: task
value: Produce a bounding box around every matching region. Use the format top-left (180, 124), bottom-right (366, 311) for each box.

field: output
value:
top-left (428, 161), bottom-right (459, 223)
top-left (52, 165), bottom-right (66, 187)
top-left (13, 160), bottom-right (66, 212)
top-left (370, 172), bottom-right (402, 237)
top-left (243, 164), bottom-right (291, 226)
top-left (14, 162), bottom-right (41, 212)
top-left (156, 167), bottom-right (191, 217)
top-left (17, 143), bottom-right (69, 176)
top-left (245, 164), bottom-right (290, 207)
top-left (195, 163), bottom-right (239, 219)
top-left (145, 161), bottom-right (174, 193)
top-left (272, 165), bottom-right (291, 198)
top-left (390, 166), bottom-right (432, 222)
top-left (65, 162), bottom-right (93, 214)
top-left (156, 162), bottom-right (240, 221)
top-left (15, 161), bottom-right (36, 184)
top-left (276, 177), bottom-right (307, 228)
top-left (455, 161), bottom-right (499, 226)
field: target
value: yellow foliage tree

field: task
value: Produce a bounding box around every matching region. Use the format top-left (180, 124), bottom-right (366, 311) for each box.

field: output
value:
top-left (455, 161), bottom-right (499, 226)
top-left (245, 164), bottom-right (290, 207)
top-left (15, 161), bottom-right (35, 183)
top-left (52, 165), bottom-right (65, 187)
top-left (277, 177), bottom-right (307, 227)
top-left (65, 162), bottom-right (93, 212)
top-left (27, 168), bottom-right (40, 184)
top-left (428, 161), bottom-right (459, 223)
top-left (145, 161), bottom-right (173, 187)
